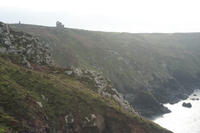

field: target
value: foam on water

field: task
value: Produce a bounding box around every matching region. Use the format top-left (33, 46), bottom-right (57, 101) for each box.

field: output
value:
top-left (153, 89), bottom-right (200, 133)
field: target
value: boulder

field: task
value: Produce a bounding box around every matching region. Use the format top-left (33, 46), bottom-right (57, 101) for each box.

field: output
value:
top-left (64, 113), bottom-right (74, 125)
top-left (190, 98), bottom-right (195, 101)
top-left (65, 70), bottom-right (73, 75)
top-left (36, 101), bottom-right (43, 108)
top-left (190, 98), bottom-right (199, 101)
top-left (182, 102), bottom-right (192, 108)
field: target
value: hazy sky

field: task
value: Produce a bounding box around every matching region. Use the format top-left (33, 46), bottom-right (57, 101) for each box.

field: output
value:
top-left (1, 0), bottom-right (200, 33)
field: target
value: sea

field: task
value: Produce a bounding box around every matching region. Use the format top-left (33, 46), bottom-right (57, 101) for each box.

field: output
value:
top-left (153, 89), bottom-right (200, 133)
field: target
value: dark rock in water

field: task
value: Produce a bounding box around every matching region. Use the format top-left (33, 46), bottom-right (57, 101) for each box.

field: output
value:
top-left (193, 94), bottom-right (197, 96)
top-left (190, 98), bottom-right (199, 101)
top-left (182, 102), bottom-right (192, 108)
top-left (191, 98), bottom-right (196, 101)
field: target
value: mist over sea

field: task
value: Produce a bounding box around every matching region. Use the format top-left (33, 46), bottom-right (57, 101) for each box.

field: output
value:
top-left (153, 89), bottom-right (200, 133)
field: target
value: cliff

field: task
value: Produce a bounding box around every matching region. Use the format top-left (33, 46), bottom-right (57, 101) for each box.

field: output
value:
top-left (0, 22), bottom-right (171, 133)
top-left (11, 23), bottom-right (200, 117)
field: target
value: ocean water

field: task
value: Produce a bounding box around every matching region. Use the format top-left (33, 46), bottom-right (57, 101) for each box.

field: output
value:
top-left (153, 89), bottom-right (200, 133)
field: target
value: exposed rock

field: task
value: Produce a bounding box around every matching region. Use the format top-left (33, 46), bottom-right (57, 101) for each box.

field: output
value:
top-left (0, 47), bottom-right (6, 53)
top-left (182, 102), bottom-right (192, 108)
top-left (64, 67), bottom-right (135, 113)
top-left (190, 98), bottom-right (195, 101)
top-left (128, 91), bottom-right (171, 117)
top-left (22, 55), bottom-right (32, 69)
top-left (82, 114), bottom-right (97, 127)
top-left (64, 70), bottom-right (73, 75)
top-left (41, 94), bottom-right (48, 101)
top-left (0, 22), bottom-right (54, 68)
top-left (73, 68), bottom-right (83, 76)
top-left (36, 101), bottom-right (43, 108)
top-left (91, 114), bottom-right (96, 119)
top-left (190, 98), bottom-right (199, 101)
top-left (64, 113), bottom-right (74, 125)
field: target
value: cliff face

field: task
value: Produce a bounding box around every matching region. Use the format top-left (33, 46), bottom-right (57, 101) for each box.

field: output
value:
top-left (11, 23), bottom-right (200, 117)
top-left (0, 22), bottom-right (171, 133)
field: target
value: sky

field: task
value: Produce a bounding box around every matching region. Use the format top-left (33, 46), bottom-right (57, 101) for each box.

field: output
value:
top-left (1, 0), bottom-right (200, 33)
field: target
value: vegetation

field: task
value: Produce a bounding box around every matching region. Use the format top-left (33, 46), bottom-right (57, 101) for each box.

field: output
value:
top-left (0, 56), bottom-right (171, 133)
top-left (11, 24), bottom-right (200, 117)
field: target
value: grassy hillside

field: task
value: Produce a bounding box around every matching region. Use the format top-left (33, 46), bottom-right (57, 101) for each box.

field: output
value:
top-left (0, 56), bottom-right (172, 133)
top-left (11, 24), bottom-right (200, 117)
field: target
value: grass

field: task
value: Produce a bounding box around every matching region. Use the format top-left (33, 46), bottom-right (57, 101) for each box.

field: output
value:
top-left (0, 56), bottom-right (171, 132)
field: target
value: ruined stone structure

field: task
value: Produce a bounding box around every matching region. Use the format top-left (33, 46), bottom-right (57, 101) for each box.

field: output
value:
top-left (56, 21), bottom-right (64, 29)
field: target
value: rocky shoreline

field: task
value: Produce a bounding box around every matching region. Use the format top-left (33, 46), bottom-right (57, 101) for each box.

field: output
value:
top-left (128, 79), bottom-right (200, 118)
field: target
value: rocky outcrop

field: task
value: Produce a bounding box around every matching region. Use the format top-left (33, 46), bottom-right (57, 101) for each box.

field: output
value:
top-left (0, 22), bottom-right (54, 68)
top-left (190, 98), bottom-right (199, 101)
top-left (64, 67), bottom-right (135, 113)
top-left (182, 102), bottom-right (192, 108)
top-left (128, 91), bottom-right (171, 117)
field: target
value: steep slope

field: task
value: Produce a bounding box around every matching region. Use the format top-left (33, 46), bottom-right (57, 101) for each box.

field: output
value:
top-left (11, 23), bottom-right (200, 117)
top-left (0, 22), bottom-right (171, 133)
top-left (0, 57), bottom-right (172, 133)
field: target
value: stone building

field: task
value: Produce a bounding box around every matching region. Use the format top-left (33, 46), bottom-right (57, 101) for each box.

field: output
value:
top-left (56, 21), bottom-right (64, 29)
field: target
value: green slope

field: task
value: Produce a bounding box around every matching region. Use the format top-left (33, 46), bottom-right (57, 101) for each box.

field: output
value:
top-left (0, 56), bottom-right (171, 133)
top-left (10, 24), bottom-right (200, 117)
